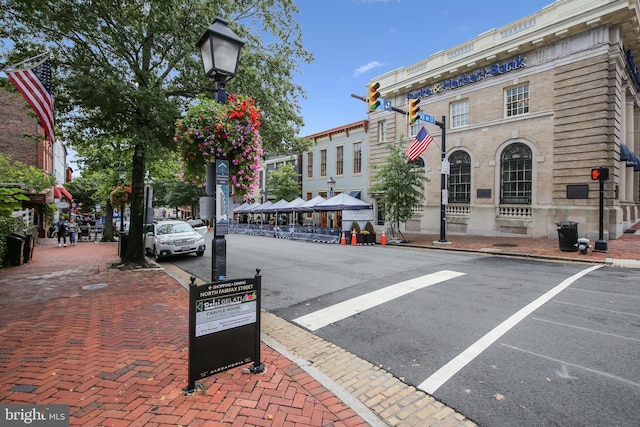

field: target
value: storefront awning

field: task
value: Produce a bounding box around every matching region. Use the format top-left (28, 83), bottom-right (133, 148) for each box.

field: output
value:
top-left (53, 186), bottom-right (73, 200)
top-left (619, 143), bottom-right (640, 171)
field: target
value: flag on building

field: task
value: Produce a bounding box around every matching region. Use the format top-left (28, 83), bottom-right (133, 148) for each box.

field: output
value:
top-left (405, 126), bottom-right (433, 160)
top-left (5, 56), bottom-right (54, 141)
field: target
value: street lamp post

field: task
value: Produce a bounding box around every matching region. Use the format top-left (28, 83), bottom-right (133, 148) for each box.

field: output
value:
top-left (327, 177), bottom-right (335, 227)
top-left (197, 16), bottom-right (245, 282)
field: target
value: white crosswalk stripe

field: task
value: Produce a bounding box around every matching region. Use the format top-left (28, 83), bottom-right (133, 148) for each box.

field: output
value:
top-left (293, 270), bottom-right (466, 331)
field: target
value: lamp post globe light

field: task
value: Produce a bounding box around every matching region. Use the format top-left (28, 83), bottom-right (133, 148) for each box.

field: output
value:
top-left (197, 17), bottom-right (245, 282)
top-left (327, 176), bottom-right (336, 198)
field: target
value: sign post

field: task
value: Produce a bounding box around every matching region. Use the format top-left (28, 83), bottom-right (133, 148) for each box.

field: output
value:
top-left (185, 270), bottom-right (264, 393)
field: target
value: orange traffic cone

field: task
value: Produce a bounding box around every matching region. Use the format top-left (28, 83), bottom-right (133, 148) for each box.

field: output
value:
top-left (207, 224), bottom-right (211, 232)
top-left (351, 228), bottom-right (357, 246)
top-left (340, 231), bottom-right (347, 245)
top-left (381, 229), bottom-right (387, 246)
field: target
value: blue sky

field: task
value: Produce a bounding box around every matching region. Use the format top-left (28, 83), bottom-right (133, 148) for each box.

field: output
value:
top-left (293, 0), bottom-right (553, 137)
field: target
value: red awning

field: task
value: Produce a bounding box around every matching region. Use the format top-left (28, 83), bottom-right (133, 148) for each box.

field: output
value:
top-left (54, 186), bottom-right (73, 201)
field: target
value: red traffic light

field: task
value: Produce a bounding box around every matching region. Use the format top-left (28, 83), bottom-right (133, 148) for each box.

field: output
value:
top-left (591, 167), bottom-right (609, 181)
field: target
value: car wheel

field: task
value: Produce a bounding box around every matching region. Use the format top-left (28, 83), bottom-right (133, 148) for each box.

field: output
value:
top-left (154, 246), bottom-right (163, 262)
top-left (196, 250), bottom-right (204, 257)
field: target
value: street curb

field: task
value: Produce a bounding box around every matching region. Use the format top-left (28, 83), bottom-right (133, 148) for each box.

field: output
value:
top-left (163, 261), bottom-right (477, 427)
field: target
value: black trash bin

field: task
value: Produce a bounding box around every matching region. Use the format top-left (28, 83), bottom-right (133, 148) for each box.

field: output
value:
top-left (119, 231), bottom-right (129, 256)
top-left (556, 221), bottom-right (578, 252)
top-left (22, 234), bottom-right (33, 264)
top-left (6, 233), bottom-right (26, 266)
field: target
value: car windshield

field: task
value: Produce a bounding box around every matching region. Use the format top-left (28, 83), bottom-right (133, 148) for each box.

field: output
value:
top-left (157, 223), bottom-right (193, 235)
top-left (188, 220), bottom-right (204, 227)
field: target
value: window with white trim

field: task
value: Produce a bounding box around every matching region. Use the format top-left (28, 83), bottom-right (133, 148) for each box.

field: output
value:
top-left (451, 99), bottom-right (469, 128)
top-left (505, 84), bottom-right (529, 117)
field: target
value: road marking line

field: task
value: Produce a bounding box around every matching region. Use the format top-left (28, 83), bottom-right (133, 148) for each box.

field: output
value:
top-left (501, 343), bottom-right (640, 389)
top-left (552, 300), bottom-right (640, 318)
top-left (532, 317), bottom-right (640, 342)
top-left (418, 264), bottom-right (603, 395)
top-left (293, 270), bottom-right (465, 331)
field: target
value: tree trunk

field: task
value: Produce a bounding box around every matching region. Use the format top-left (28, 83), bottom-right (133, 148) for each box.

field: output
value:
top-left (121, 143), bottom-right (151, 267)
top-left (102, 200), bottom-right (116, 242)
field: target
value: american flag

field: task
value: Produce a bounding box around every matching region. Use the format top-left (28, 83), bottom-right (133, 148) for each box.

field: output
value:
top-left (405, 126), bottom-right (433, 160)
top-left (5, 57), bottom-right (54, 141)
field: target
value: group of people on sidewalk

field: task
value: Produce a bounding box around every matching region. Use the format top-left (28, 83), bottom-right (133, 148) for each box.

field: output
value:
top-left (55, 215), bottom-right (78, 247)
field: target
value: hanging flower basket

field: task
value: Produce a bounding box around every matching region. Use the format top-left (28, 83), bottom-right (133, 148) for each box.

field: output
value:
top-left (174, 94), bottom-right (263, 199)
top-left (110, 183), bottom-right (131, 205)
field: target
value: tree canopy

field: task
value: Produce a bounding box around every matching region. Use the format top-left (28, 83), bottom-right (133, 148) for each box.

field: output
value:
top-left (0, 0), bottom-right (314, 266)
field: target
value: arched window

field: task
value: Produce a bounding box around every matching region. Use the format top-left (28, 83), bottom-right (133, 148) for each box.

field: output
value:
top-left (501, 143), bottom-right (532, 204)
top-left (448, 151), bottom-right (471, 203)
top-left (408, 157), bottom-right (425, 168)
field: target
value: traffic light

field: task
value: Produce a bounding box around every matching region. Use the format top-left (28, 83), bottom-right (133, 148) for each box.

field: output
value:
top-left (409, 98), bottom-right (421, 124)
top-left (368, 82), bottom-right (381, 112)
top-left (591, 167), bottom-right (609, 181)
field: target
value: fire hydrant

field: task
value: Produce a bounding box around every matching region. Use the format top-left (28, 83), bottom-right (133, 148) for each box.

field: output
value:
top-left (577, 237), bottom-right (590, 255)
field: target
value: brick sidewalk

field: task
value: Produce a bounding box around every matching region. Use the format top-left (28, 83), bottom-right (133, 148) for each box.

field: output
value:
top-left (0, 240), bottom-right (373, 426)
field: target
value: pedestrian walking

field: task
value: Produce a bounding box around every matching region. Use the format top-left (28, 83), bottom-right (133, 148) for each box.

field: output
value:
top-left (68, 218), bottom-right (78, 246)
top-left (57, 216), bottom-right (69, 247)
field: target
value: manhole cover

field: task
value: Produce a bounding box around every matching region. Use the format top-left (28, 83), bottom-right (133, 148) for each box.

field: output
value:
top-left (82, 283), bottom-right (109, 290)
top-left (492, 243), bottom-right (518, 248)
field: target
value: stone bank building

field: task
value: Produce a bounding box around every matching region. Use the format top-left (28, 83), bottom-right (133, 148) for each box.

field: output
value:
top-left (368, 0), bottom-right (640, 240)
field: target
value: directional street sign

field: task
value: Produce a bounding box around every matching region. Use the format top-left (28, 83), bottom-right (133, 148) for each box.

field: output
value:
top-left (381, 98), bottom-right (391, 111)
top-left (418, 112), bottom-right (436, 124)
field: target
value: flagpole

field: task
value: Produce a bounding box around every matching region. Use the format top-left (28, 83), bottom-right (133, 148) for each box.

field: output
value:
top-left (0, 51), bottom-right (50, 72)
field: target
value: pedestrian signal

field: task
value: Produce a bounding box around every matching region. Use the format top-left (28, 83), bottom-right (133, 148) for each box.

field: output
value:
top-left (409, 98), bottom-right (421, 124)
top-left (369, 82), bottom-right (381, 112)
top-left (591, 167), bottom-right (609, 181)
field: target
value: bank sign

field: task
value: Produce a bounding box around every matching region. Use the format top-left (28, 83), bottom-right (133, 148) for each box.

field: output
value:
top-left (406, 55), bottom-right (526, 100)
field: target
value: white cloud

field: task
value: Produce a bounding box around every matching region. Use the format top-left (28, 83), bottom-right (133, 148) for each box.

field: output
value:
top-left (353, 61), bottom-right (385, 77)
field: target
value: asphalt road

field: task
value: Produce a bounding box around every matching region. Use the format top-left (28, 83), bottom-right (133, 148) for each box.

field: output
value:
top-left (169, 233), bottom-right (640, 427)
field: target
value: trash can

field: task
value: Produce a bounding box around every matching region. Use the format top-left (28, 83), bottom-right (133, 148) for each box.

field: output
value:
top-left (119, 231), bottom-right (129, 256)
top-left (22, 234), bottom-right (33, 264)
top-left (556, 221), bottom-right (578, 252)
top-left (6, 233), bottom-right (26, 266)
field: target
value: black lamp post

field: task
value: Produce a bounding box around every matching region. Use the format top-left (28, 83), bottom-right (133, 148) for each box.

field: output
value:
top-left (327, 177), bottom-right (335, 227)
top-left (327, 176), bottom-right (335, 197)
top-left (197, 16), bottom-right (245, 282)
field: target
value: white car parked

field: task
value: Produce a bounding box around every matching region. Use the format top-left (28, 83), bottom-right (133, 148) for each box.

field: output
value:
top-left (144, 220), bottom-right (206, 262)
top-left (187, 219), bottom-right (208, 237)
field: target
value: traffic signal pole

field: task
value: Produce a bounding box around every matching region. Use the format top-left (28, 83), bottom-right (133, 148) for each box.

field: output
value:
top-left (436, 116), bottom-right (447, 243)
top-left (594, 178), bottom-right (608, 252)
top-left (353, 90), bottom-right (448, 243)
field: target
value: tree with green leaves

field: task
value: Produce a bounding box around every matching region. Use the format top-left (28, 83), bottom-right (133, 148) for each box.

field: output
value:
top-left (369, 141), bottom-right (428, 240)
top-left (267, 163), bottom-right (300, 201)
top-left (0, 153), bottom-right (56, 194)
top-left (1, 0), bottom-right (313, 267)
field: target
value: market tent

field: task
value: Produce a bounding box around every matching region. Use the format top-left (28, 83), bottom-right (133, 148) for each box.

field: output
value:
top-left (279, 197), bottom-right (306, 212)
top-left (294, 195), bottom-right (326, 212)
top-left (236, 202), bottom-right (257, 213)
top-left (314, 193), bottom-right (372, 211)
top-left (249, 201), bottom-right (273, 213)
top-left (262, 199), bottom-right (289, 213)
